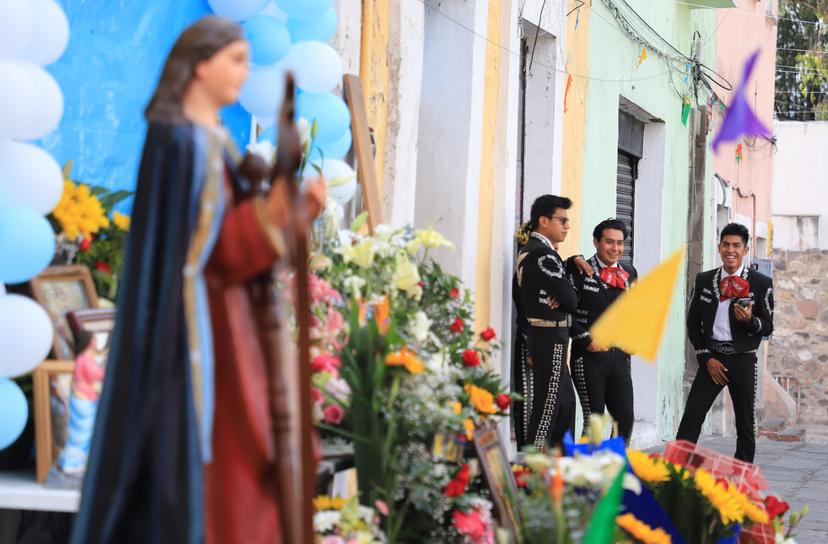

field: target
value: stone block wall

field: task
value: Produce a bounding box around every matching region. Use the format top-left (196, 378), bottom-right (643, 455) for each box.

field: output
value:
top-left (768, 250), bottom-right (828, 423)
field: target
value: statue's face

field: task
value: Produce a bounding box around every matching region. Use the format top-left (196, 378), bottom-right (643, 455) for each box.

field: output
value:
top-left (194, 39), bottom-right (249, 107)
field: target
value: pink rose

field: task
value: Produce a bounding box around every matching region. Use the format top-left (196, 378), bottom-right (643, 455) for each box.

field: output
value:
top-left (310, 387), bottom-right (323, 404)
top-left (323, 404), bottom-right (345, 425)
top-left (312, 354), bottom-right (341, 374)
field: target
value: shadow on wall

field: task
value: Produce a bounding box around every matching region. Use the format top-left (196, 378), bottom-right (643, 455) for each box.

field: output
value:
top-left (41, 0), bottom-right (251, 210)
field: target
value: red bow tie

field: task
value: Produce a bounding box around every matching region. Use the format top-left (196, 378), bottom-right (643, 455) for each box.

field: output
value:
top-left (599, 267), bottom-right (629, 289)
top-left (719, 276), bottom-right (749, 301)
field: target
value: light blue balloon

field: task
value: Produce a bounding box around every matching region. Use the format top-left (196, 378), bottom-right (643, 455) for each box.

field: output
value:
top-left (310, 129), bottom-right (351, 161)
top-left (0, 378), bottom-right (28, 450)
top-left (0, 206), bottom-right (56, 284)
top-left (207, 0), bottom-right (269, 21)
top-left (296, 92), bottom-right (350, 143)
top-left (243, 16), bottom-right (292, 66)
top-left (275, 0), bottom-right (333, 20)
top-left (258, 125), bottom-right (278, 144)
top-left (287, 9), bottom-right (337, 42)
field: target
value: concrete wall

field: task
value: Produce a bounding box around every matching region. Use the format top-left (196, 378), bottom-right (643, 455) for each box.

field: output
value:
top-left (772, 121), bottom-right (828, 251)
top-left (580, 0), bottom-right (717, 445)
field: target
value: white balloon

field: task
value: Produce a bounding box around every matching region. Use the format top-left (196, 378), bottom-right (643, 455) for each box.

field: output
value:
top-left (16, 64), bottom-right (63, 140)
top-left (0, 0), bottom-right (33, 60)
top-left (0, 294), bottom-right (53, 378)
top-left (19, 0), bottom-right (69, 66)
top-left (207, 0), bottom-right (269, 21)
top-left (238, 63), bottom-right (286, 118)
top-left (0, 61), bottom-right (36, 139)
top-left (282, 42), bottom-right (343, 94)
top-left (0, 141), bottom-right (64, 215)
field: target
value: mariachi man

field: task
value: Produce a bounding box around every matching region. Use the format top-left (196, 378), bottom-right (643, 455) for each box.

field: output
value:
top-left (568, 219), bottom-right (638, 445)
top-left (677, 223), bottom-right (774, 463)
top-left (513, 195), bottom-right (591, 450)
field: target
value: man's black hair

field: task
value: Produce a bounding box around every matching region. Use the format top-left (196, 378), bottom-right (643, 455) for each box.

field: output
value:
top-left (720, 223), bottom-right (750, 246)
top-left (592, 218), bottom-right (627, 241)
top-left (529, 195), bottom-right (572, 230)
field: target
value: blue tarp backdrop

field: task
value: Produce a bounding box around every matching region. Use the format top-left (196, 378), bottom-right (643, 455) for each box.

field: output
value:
top-left (42, 0), bottom-right (252, 206)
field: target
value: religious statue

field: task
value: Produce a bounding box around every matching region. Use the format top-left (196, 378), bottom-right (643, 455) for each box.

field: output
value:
top-left (45, 330), bottom-right (105, 489)
top-left (70, 16), bottom-right (326, 544)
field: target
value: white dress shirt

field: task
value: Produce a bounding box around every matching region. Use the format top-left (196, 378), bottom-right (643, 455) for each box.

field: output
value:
top-left (712, 264), bottom-right (745, 342)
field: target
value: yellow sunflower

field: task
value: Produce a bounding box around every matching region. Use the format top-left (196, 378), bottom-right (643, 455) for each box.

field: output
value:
top-left (627, 449), bottom-right (670, 483)
top-left (112, 211), bottom-right (131, 231)
top-left (52, 180), bottom-right (110, 240)
top-left (616, 513), bottom-right (672, 544)
top-left (694, 468), bottom-right (745, 525)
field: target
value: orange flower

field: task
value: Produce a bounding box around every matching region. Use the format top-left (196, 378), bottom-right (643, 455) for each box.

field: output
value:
top-left (464, 384), bottom-right (496, 414)
top-left (385, 348), bottom-right (424, 374)
top-left (463, 418), bottom-right (475, 439)
top-left (373, 296), bottom-right (390, 336)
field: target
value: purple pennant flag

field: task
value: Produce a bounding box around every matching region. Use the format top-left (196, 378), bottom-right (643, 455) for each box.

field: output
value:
top-left (711, 49), bottom-right (773, 153)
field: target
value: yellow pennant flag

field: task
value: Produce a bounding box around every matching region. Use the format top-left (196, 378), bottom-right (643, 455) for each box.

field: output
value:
top-left (589, 248), bottom-right (685, 362)
top-left (638, 47), bottom-right (648, 66)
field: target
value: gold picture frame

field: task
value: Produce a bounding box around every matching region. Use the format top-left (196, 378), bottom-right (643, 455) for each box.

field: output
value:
top-left (33, 360), bottom-right (75, 483)
top-left (473, 422), bottom-right (520, 537)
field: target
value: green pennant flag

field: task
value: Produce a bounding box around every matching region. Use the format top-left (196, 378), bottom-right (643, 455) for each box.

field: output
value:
top-left (583, 464), bottom-right (625, 544)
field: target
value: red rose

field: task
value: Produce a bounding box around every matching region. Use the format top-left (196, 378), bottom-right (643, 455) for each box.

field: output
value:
top-left (95, 261), bottom-right (112, 274)
top-left (480, 327), bottom-right (496, 342)
top-left (444, 464), bottom-right (470, 497)
top-left (323, 404), bottom-right (345, 425)
top-left (461, 349), bottom-right (480, 367)
top-left (513, 467), bottom-right (530, 488)
top-left (79, 238), bottom-right (91, 252)
top-left (452, 509), bottom-right (486, 539)
top-left (449, 287), bottom-right (460, 299)
top-left (449, 317), bottom-right (465, 333)
top-left (764, 495), bottom-right (790, 519)
top-left (496, 393), bottom-right (511, 410)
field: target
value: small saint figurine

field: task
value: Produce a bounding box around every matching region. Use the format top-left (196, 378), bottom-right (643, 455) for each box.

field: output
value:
top-left (45, 330), bottom-right (105, 489)
top-left (70, 16), bottom-right (326, 544)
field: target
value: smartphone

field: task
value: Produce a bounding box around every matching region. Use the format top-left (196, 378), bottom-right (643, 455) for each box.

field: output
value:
top-left (735, 297), bottom-right (751, 309)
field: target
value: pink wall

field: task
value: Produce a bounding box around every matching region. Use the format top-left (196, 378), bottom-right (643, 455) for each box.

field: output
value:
top-left (712, 0), bottom-right (778, 255)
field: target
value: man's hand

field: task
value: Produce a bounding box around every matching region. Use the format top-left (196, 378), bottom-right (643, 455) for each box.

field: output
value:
top-left (547, 298), bottom-right (560, 310)
top-left (585, 341), bottom-right (606, 353)
top-left (734, 301), bottom-right (753, 323)
top-left (573, 256), bottom-right (594, 277)
top-left (706, 358), bottom-right (728, 386)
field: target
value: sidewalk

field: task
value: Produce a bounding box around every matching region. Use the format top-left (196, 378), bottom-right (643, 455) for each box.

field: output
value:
top-left (696, 436), bottom-right (828, 544)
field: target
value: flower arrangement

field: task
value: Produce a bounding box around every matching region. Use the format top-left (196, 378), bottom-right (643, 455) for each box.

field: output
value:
top-left (306, 218), bottom-right (513, 543)
top-left (49, 161), bottom-right (133, 300)
top-left (312, 495), bottom-right (386, 543)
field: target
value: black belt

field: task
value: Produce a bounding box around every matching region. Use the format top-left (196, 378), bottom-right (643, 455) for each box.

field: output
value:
top-left (707, 340), bottom-right (756, 356)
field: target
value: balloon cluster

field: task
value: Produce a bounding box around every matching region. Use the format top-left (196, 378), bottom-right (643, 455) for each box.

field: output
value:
top-left (207, 0), bottom-right (358, 206)
top-left (0, 0), bottom-right (70, 451)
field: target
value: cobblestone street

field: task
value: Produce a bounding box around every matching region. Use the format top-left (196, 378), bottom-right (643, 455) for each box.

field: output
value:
top-left (696, 437), bottom-right (828, 543)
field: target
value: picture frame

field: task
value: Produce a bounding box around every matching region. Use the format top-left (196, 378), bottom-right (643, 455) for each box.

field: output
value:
top-left (473, 422), bottom-right (520, 538)
top-left (29, 265), bottom-right (99, 360)
top-left (67, 308), bottom-right (117, 355)
top-left (33, 360), bottom-right (75, 483)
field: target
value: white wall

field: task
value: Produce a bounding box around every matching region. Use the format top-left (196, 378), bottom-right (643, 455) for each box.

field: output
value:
top-left (772, 121), bottom-right (828, 250)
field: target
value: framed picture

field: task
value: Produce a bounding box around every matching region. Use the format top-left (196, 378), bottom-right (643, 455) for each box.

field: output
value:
top-left (473, 422), bottom-right (520, 537)
top-left (29, 265), bottom-right (99, 360)
top-left (33, 360), bottom-right (75, 483)
top-left (67, 309), bottom-right (116, 356)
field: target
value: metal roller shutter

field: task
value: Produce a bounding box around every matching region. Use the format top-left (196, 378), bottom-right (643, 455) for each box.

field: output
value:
top-left (616, 151), bottom-right (638, 266)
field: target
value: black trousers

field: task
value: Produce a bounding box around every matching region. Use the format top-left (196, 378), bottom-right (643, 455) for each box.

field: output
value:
top-left (571, 349), bottom-right (634, 444)
top-left (676, 352), bottom-right (758, 463)
top-left (512, 331), bottom-right (530, 448)
top-left (524, 327), bottom-right (576, 450)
